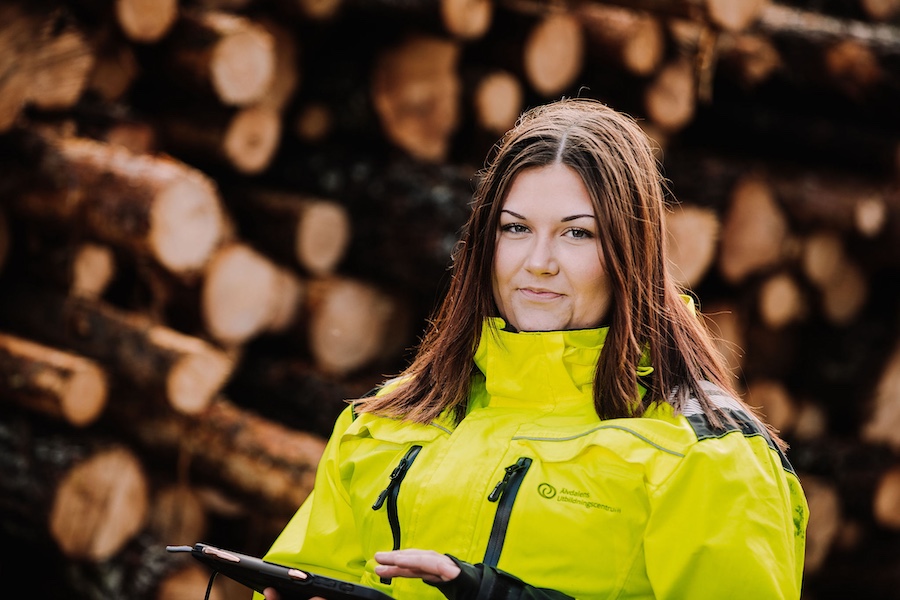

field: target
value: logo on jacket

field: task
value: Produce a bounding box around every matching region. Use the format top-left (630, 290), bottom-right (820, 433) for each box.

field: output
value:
top-left (538, 483), bottom-right (621, 513)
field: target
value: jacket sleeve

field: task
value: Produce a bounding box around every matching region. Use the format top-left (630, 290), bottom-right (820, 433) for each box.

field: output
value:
top-left (427, 555), bottom-right (575, 600)
top-left (643, 436), bottom-right (808, 600)
top-left (251, 405), bottom-right (364, 600)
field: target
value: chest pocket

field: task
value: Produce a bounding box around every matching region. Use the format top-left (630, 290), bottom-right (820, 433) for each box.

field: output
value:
top-left (495, 433), bottom-right (654, 599)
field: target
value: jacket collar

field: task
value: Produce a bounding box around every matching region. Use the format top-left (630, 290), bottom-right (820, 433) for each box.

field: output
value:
top-left (471, 317), bottom-right (608, 413)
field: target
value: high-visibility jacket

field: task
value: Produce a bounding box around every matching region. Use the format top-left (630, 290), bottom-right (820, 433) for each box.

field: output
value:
top-left (258, 318), bottom-right (808, 599)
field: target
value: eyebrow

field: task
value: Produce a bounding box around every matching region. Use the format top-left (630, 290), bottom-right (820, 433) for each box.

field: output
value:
top-left (501, 209), bottom-right (596, 222)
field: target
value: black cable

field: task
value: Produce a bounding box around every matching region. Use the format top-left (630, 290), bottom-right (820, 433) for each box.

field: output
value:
top-left (204, 570), bottom-right (219, 600)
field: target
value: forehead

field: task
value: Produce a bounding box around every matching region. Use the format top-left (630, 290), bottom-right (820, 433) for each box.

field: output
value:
top-left (501, 164), bottom-right (595, 215)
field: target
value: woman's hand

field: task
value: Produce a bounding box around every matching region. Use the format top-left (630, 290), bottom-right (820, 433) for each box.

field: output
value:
top-left (374, 549), bottom-right (461, 584)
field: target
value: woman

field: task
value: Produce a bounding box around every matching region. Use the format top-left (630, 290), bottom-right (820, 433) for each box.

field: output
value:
top-left (260, 98), bottom-right (808, 599)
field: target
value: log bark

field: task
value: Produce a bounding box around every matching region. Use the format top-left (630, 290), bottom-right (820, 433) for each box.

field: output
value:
top-left (0, 332), bottom-right (107, 426)
top-left (224, 352), bottom-right (373, 438)
top-left (371, 34), bottom-right (463, 162)
top-left (752, 3), bottom-right (900, 102)
top-left (223, 188), bottom-right (351, 276)
top-left (13, 232), bottom-right (116, 300)
top-left (0, 413), bottom-right (149, 562)
top-left (0, 286), bottom-right (236, 415)
top-left (108, 396), bottom-right (326, 516)
top-left (157, 104), bottom-right (283, 176)
top-left (769, 168), bottom-right (890, 237)
top-left (86, 27), bottom-right (141, 102)
top-left (667, 17), bottom-right (783, 89)
top-left (0, 2), bottom-right (96, 132)
top-left (577, 4), bottom-right (665, 76)
top-left (256, 17), bottom-right (302, 114)
top-left (200, 242), bottom-right (306, 346)
top-left (5, 131), bottom-right (227, 277)
top-left (147, 484), bottom-right (209, 546)
top-left (569, 0), bottom-right (772, 31)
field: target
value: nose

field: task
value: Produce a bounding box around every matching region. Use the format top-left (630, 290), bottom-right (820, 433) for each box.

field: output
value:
top-left (525, 235), bottom-right (559, 275)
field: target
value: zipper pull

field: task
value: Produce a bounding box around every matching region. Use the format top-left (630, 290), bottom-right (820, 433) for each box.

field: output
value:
top-left (488, 458), bottom-right (529, 502)
top-left (372, 447), bottom-right (419, 509)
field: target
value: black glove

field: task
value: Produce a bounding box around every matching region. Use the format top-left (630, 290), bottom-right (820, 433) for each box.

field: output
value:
top-left (426, 555), bottom-right (575, 600)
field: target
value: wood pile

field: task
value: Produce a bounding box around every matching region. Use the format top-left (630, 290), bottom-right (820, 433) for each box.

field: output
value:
top-left (0, 0), bottom-right (899, 598)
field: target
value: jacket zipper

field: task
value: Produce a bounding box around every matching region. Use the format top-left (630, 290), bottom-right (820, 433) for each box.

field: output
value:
top-left (483, 456), bottom-right (532, 567)
top-left (372, 444), bottom-right (422, 583)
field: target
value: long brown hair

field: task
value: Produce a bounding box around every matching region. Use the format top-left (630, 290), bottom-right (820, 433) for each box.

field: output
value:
top-left (356, 97), bottom-right (782, 447)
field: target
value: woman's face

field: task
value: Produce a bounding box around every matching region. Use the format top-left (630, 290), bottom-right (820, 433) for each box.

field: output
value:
top-left (492, 164), bottom-right (611, 332)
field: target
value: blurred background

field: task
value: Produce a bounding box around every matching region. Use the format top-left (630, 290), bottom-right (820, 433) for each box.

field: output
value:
top-left (1, 0), bottom-right (899, 598)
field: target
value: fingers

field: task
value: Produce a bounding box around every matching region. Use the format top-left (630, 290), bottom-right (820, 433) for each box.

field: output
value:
top-left (374, 549), bottom-right (461, 583)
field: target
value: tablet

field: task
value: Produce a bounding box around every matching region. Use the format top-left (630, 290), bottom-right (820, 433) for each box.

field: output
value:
top-left (166, 542), bottom-right (393, 600)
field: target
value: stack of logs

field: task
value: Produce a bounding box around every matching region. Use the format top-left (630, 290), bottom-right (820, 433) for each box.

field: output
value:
top-left (1, 0), bottom-right (900, 598)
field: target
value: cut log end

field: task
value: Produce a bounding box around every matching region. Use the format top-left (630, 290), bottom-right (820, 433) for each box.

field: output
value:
top-left (706, 0), bottom-right (771, 31)
top-left (168, 351), bottom-right (235, 414)
top-left (758, 272), bottom-right (806, 330)
top-left (718, 173), bottom-right (788, 284)
top-left (297, 0), bottom-right (343, 20)
top-left (665, 203), bottom-right (719, 287)
top-left (63, 362), bottom-right (109, 426)
top-left (746, 378), bottom-right (797, 434)
top-left (442, 0), bottom-right (493, 39)
top-left (308, 277), bottom-right (408, 376)
top-left (524, 13), bottom-right (585, 97)
top-left (150, 174), bottom-right (225, 274)
top-left (473, 71), bottom-right (523, 135)
top-left (294, 103), bottom-right (333, 143)
top-left (295, 201), bottom-right (351, 276)
top-left (211, 27), bottom-right (275, 106)
top-left (202, 243), bottom-right (302, 345)
top-left (0, 208), bottom-right (8, 274)
top-left (873, 467), bottom-right (900, 530)
top-left (148, 485), bottom-right (208, 544)
top-left (644, 58), bottom-right (696, 132)
top-left (49, 446), bottom-right (149, 561)
top-left (115, 0), bottom-right (178, 43)
top-left (224, 105), bottom-right (282, 175)
top-left (71, 243), bottom-right (116, 300)
top-left (372, 36), bottom-right (462, 162)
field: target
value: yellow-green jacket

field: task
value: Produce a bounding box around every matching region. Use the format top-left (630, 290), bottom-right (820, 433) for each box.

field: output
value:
top-left (259, 319), bottom-right (808, 599)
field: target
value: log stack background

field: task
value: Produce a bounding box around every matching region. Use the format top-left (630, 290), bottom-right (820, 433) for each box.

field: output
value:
top-left (1, 0), bottom-right (899, 598)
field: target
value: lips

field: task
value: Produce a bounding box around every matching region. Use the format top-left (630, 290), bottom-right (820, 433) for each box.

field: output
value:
top-left (519, 287), bottom-right (563, 299)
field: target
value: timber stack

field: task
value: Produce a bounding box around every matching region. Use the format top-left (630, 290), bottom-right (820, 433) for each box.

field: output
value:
top-left (1, 0), bottom-right (899, 598)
